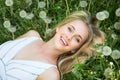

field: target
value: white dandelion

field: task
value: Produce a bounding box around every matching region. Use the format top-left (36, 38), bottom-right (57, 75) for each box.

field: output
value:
top-left (7, 26), bottom-right (17, 33)
top-left (111, 33), bottom-right (117, 40)
top-left (39, 11), bottom-right (47, 19)
top-left (25, 13), bottom-right (34, 19)
top-left (45, 28), bottom-right (52, 37)
top-left (25, 0), bottom-right (32, 6)
top-left (102, 10), bottom-right (109, 19)
top-left (79, 1), bottom-right (88, 7)
top-left (5, 0), bottom-right (13, 6)
top-left (46, 28), bottom-right (52, 34)
top-left (104, 67), bottom-right (113, 78)
top-left (43, 17), bottom-right (52, 24)
top-left (96, 46), bottom-right (103, 53)
top-left (3, 20), bottom-right (11, 28)
top-left (115, 8), bottom-right (120, 17)
top-left (111, 50), bottom-right (120, 59)
top-left (102, 46), bottom-right (112, 56)
top-left (19, 10), bottom-right (27, 18)
top-left (96, 11), bottom-right (106, 21)
top-left (38, 1), bottom-right (46, 8)
top-left (96, 10), bottom-right (109, 21)
top-left (114, 22), bottom-right (120, 30)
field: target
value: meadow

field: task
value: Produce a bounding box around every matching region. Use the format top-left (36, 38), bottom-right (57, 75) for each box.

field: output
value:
top-left (0, 0), bottom-right (120, 80)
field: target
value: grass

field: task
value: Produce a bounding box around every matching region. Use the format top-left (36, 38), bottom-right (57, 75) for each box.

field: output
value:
top-left (0, 0), bottom-right (120, 80)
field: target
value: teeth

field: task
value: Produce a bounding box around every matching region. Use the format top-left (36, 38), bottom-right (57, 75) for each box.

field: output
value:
top-left (61, 37), bottom-right (67, 46)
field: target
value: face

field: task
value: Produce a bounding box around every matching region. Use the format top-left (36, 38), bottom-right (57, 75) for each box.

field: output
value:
top-left (53, 19), bottom-right (89, 53)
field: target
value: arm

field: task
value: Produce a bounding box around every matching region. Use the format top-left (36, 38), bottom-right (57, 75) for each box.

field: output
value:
top-left (16, 30), bottom-right (41, 39)
top-left (36, 67), bottom-right (60, 80)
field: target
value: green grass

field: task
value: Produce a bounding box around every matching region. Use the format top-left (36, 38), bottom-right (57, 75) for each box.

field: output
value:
top-left (0, 0), bottom-right (120, 80)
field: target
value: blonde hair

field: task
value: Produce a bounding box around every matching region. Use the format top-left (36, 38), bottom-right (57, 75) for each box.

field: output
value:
top-left (58, 26), bottom-right (105, 74)
top-left (50, 11), bottom-right (105, 75)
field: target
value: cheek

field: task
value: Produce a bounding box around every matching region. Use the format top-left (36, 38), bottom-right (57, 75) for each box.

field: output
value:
top-left (70, 41), bottom-right (81, 50)
top-left (60, 26), bottom-right (68, 32)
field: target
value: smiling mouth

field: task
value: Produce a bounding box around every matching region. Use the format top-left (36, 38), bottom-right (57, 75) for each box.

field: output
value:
top-left (60, 36), bottom-right (68, 46)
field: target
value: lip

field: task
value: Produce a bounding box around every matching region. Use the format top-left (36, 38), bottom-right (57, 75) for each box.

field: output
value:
top-left (59, 36), bottom-right (68, 46)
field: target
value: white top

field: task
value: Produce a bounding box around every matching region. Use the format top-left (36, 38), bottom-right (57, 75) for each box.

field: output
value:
top-left (0, 37), bottom-right (56, 80)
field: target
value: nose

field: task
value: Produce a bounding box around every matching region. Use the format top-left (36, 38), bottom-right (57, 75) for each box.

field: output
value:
top-left (66, 34), bottom-right (73, 41)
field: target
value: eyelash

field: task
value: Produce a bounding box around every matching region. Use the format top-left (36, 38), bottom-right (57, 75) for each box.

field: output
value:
top-left (68, 27), bottom-right (80, 43)
top-left (76, 38), bottom-right (80, 43)
top-left (68, 27), bottom-right (72, 32)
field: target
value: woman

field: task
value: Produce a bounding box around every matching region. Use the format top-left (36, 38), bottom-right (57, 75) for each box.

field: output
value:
top-left (0, 11), bottom-right (105, 80)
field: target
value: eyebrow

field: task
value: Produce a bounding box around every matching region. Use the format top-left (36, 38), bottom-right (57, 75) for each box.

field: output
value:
top-left (71, 25), bottom-right (83, 40)
top-left (71, 25), bottom-right (75, 30)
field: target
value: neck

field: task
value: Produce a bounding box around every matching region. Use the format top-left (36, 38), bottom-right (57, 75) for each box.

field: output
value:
top-left (40, 38), bottom-right (63, 65)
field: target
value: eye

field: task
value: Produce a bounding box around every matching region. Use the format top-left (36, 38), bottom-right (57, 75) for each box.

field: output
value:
top-left (68, 27), bottom-right (72, 32)
top-left (75, 38), bottom-right (80, 43)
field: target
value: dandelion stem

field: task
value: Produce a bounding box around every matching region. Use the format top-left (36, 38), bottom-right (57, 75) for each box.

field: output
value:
top-left (65, 0), bottom-right (70, 15)
top-left (45, 23), bottom-right (48, 39)
top-left (37, 0), bottom-right (39, 9)
top-left (46, 0), bottom-right (49, 9)
top-left (10, 6), bottom-right (13, 16)
top-left (100, 57), bottom-right (104, 71)
top-left (88, 0), bottom-right (91, 11)
top-left (12, 32), bottom-right (15, 40)
top-left (110, 56), bottom-right (119, 69)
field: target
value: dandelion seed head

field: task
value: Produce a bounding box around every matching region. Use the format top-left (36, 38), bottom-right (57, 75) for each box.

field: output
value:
top-left (102, 46), bottom-right (112, 56)
top-left (96, 11), bottom-right (106, 21)
top-left (19, 10), bottom-right (27, 18)
top-left (111, 33), bottom-right (117, 40)
top-left (7, 26), bottom-right (16, 33)
top-left (96, 10), bottom-right (109, 21)
top-left (38, 1), bottom-right (46, 8)
top-left (96, 46), bottom-right (103, 53)
top-left (46, 28), bottom-right (52, 34)
top-left (43, 17), bottom-right (52, 24)
top-left (115, 8), bottom-right (120, 17)
top-left (114, 22), bottom-right (120, 30)
top-left (104, 67), bottom-right (113, 78)
top-left (3, 20), bottom-right (11, 28)
top-left (25, 13), bottom-right (34, 19)
top-left (102, 10), bottom-right (109, 19)
top-left (25, 0), bottom-right (32, 6)
top-left (5, 0), bottom-right (13, 6)
top-left (39, 11), bottom-right (46, 19)
top-left (45, 28), bottom-right (52, 37)
top-left (79, 1), bottom-right (88, 7)
top-left (111, 50), bottom-right (120, 59)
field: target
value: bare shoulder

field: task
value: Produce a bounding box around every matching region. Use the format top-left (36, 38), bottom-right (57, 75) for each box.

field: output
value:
top-left (26, 30), bottom-right (40, 37)
top-left (36, 67), bottom-right (60, 80)
top-left (17, 30), bottom-right (41, 39)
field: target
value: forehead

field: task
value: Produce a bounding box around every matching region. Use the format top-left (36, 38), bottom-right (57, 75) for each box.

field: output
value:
top-left (67, 19), bottom-right (89, 37)
top-left (67, 19), bottom-right (88, 29)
